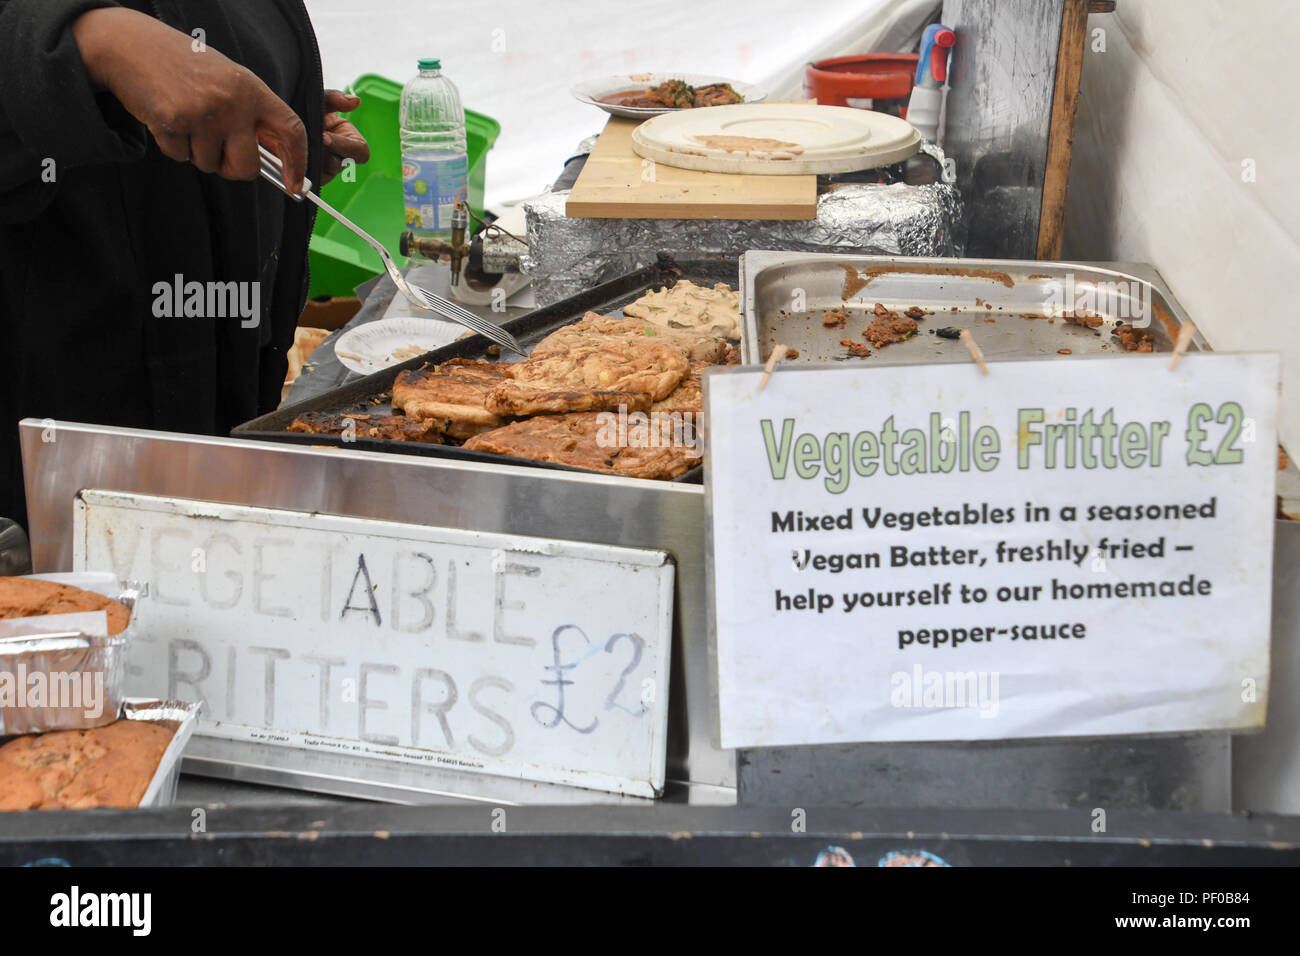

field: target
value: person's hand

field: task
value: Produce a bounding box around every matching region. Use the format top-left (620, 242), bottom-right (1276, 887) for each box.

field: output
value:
top-left (72, 7), bottom-right (308, 193)
top-left (322, 90), bottom-right (369, 185)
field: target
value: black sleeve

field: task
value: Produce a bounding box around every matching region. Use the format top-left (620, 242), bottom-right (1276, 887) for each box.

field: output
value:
top-left (0, 0), bottom-right (149, 223)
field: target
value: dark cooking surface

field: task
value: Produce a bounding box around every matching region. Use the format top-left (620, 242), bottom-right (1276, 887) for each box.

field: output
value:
top-left (235, 256), bottom-right (739, 483)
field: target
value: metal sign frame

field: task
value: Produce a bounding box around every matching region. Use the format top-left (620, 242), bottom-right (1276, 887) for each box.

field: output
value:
top-left (72, 490), bottom-right (676, 801)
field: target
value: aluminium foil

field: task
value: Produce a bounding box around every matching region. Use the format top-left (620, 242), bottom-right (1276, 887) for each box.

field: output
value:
top-left (523, 181), bottom-right (962, 305)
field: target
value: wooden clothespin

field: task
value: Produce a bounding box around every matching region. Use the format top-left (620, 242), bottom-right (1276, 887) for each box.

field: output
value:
top-left (959, 329), bottom-right (989, 375)
top-left (759, 343), bottom-right (788, 391)
top-left (1168, 322), bottom-right (1197, 371)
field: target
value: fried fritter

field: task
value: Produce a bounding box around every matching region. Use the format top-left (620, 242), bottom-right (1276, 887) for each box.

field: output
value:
top-left (486, 338), bottom-right (689, 417)
top-left (651, 367), bottom-right (704, 415)
top-left (622, 280), bottom-right (739, 338)
top-left (287, 411), bottom-right (445, 443)
top-left (392, 358), bottom-right (506, 438)
top-left (533, 312), bottom-right (731, 366)
top-left (464, 412), bottom-right (697, 480)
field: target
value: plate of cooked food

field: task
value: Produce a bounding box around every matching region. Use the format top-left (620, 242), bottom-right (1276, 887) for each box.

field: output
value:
top-left (572, 73), bottom-right (766, 119)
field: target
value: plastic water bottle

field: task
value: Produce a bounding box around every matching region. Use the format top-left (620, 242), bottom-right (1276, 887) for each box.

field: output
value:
top-left (399, 58), bottom-right (468, 242)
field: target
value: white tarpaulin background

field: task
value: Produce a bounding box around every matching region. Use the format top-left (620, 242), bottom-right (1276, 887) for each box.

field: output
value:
top-left (1064, 0), bottom-right (1299, 457)
top-left (303, 0), bottom-right (940, 206)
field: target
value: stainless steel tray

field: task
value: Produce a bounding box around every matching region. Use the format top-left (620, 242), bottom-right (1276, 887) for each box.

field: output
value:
top-left (739, 253), bottom-right (1206, 365)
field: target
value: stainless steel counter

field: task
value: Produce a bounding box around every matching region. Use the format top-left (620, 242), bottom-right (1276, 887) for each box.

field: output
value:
top-left (20, 419), bottom-right (736, 803)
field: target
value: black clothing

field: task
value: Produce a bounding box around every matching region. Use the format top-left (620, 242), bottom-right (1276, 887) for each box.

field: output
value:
top-left (0, 0), bottom-right (324, 526)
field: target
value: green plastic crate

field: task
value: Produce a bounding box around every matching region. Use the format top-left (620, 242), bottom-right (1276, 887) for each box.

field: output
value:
top-left (307, 73), bottom-right (501, 299)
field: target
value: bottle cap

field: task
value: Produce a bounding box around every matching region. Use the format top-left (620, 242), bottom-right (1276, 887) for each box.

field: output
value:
top-left (418, 58), bottom-right (441, 71)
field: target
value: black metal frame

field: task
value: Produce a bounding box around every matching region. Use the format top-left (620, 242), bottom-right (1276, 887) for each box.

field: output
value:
top-left (1, 805), bottom-right (1296, 866)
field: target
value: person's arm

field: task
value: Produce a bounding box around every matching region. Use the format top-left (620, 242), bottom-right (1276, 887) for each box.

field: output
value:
top-left (0, 0), bottom-right (309, 223)
top-left (72, 6), bottom-right (307, 191)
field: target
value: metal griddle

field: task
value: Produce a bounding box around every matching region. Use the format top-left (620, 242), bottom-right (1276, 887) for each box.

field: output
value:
top-left (739, 252), bottom-right (1205, 366)
top-left (235, 256), bottom-right (739, 483)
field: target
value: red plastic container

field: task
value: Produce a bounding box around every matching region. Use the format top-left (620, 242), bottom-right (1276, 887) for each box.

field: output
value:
top-left (804, 53), bottom-right (919, 116)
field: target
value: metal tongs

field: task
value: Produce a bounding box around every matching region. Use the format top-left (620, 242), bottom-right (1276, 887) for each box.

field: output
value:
top-left (258, 145), bottom-right (524, 356)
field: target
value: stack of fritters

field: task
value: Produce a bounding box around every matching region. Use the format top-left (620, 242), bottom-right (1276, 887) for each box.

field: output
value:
top-left (486, 338), bottom-right (688, 416)
top-left (391, 358), bottom-right (508, 439)
top-left (651, 367), bottom-right (703, 415)
top-left (291, 292), bottom-right (741, 479)
top-left (464, 412), bottom-right (698, 481)
top-left (381, 310), bottom-right (732, 478)
top-left (535, 311), bottom-right (732, 365)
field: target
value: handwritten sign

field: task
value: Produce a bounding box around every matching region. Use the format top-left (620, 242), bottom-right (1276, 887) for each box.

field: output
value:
top-left (705, 353), bottom-right (1279, 748)
top-left (73, 491), bottom-right (673, 797)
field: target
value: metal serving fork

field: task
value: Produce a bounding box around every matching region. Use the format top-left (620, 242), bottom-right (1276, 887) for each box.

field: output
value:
top-left (258, 145), bottom-right (524, 356)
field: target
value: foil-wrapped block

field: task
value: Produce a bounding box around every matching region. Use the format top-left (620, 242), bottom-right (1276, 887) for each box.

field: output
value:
top-left (0, 630), bottom-right (126, 734)
top-left (522, 182), bottom-right (963, 306)
top-left (0, 574), bottom-right (140, 734)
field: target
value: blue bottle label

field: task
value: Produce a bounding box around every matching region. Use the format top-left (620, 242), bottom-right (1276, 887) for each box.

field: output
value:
top-left (403, 153), bottom-right (468, 234)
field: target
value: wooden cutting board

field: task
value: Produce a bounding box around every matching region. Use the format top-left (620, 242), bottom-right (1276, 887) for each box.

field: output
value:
top-left (565, 116), bottom-right (817, 221)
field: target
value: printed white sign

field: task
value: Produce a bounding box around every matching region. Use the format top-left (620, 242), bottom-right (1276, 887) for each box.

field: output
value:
top-left (705, 354), bottom-right (1279, 748)
top-left (73, 492), bottom-right (673, 797)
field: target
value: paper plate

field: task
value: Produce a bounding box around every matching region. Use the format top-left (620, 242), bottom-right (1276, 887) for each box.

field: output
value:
top-left (332, 317), bottom-right (465, 375)
top-left (630, 103), bottom-right (921, 175)
top-left (571, 73), bottom-right (766, 119)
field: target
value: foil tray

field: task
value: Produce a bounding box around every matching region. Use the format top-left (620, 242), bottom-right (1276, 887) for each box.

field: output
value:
top-left (0, 698), bottom-right (200, 810)
top-left (0, 573), bottom-right (139, 735)
top-left (0, 631), bottom-right (125, 735)
top-left (122, 698), bottom-right (203, 808)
